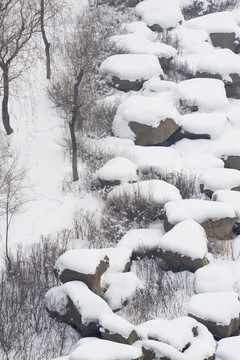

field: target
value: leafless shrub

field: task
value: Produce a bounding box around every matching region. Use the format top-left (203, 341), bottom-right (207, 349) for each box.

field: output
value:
top-left (0, 236), bottom-right (78, 360)
top-left (166, 59), bottom-right (194, 83)
top-left (182, 0), bottom-right (240, 20)
top-left (101, 189), bottom-right (164, 244)
top-left (123, 258), bottom-right (194, 324)
top-left (155, 31), bottom-right (182, 51)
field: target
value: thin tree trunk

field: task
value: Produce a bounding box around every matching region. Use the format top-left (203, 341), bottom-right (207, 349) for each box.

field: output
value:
top-left (2, 67), bottom-right (13, 135)
top-left (69, 69), bottom-right (84, 182)
top-left (41, 0), bottom-right (51, 79)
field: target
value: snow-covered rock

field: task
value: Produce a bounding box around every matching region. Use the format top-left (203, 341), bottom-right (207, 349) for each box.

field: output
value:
top-left (194, 264), bottom-right (235, 293)
top-left (69, 338), bottom-right (142, 360)
top-left (112, 96), bottom-right (181, 145)
top-left (215, 336), bottom-right (240, 360)
top-left (158, 220), bottom-right (208, 272)
top-left (213, 189), bottom-right (240, 220)
top-left (94, 157), bottom-right (138, 187)
top-left (188, 291), bottom-right (240, 338)
top-left (199, 168), bottom-right (240, 197)
top-left (100, 54), bottom-right (163, 91)
top-left (183, 152), bottom-right (224, 170)
top-left (164, 199), bottom-right (237, 239)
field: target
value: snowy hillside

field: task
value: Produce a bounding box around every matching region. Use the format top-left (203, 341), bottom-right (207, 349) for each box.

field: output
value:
top-left (1, 0), bottom-right (240, 359)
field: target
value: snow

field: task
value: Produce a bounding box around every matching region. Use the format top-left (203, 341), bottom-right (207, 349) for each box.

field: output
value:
top-left (164, 199), bottom-right (236, 225)
top-left (188, 291), bottom-right (240, 325)
top-left (101, 272), bottom-right (142, 310)
top-left (195, 264), bottom-right (235, 293)
top-left (108, 180), bottom-right (182, 204)
top-left (55, 247), bottom-right (132, 276)
top-left (215, 336), bottom-right (240, 360)
top-left (69, 338), bottom-right (142, 360)
top-left (46, 281), bottom-right (112, 325)
top-left (183, 152), bottom-right (224, 170)
top-left (159, 219), bottom-right (208, 260)
top-left (121, 145), bottom-right (182, 176)
top-left (112, 96), bottom-right (182, 140)
top-left (99, 313), bottom-right (137, 339)
top-left (45, 286), bottom-right (69, 316)
top-left (110, 32), bottom-right (177, 58)
top-left (175, 78), bottom-right (230, 112)
top-left (121, 21), bottom-right (153, 39)
top-left (181, 112), bottom-right (231, 139)
top-left (213, 190), bottom-right (240, 219)
top-left (117, 227), bottom-right (165, 252)
top-left (142, 340), bottom-right (186, 360)
top-left (100, 54), bottom-right (163, 82)
top-left (138, 316), bottom-right (198, 351)
top-left (199, 168), bottom-right (240, 192)
top-left (94, 157), bottom-right (138, 183)
top-left (135, 0), bottom-right (183, 30)
top-left (185, 11), bottom-right (240, 37)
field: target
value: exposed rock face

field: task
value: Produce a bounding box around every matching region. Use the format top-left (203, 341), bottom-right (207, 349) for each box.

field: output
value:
top-left (188, 314), bottom-right (240, 339)
top-left (225, 73), bottom-right (240, 99)
top-left (112, 76), bottom-right (146, 92)
top-left (56, 257), bottom-right (109, 297)
top-left (129, 118), bottom-right (179, 146)
top-left (101, 329), bottom-right (139, 345)
top-left (158, 248), bottom-right (207, 272)
top-left (223, 155), bottom-right (240, 170)
top-left (209, 32), bottom-right (238, 52)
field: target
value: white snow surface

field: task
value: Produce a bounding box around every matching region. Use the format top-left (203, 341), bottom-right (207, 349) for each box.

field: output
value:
top-left (215, 336), bottom-right (240, 360)
top-left (55, 247), bottom-right (132, 276)
top-left (159, 220), bottom-right (208, 259)
top-left (164, 199), bottom-right (236, 225)
top-left (112, 95), bottom-right (181, 140)
top-left (69, 338), bottom-right (142, 360)
top-left (188, 291), bottom-right (240, 325)
top-left (195, 264), bottom-right (235, 293)
top-left (213, 190), bottom-right (240, 219)
top-left (181, 112), bottom-right (231, 139)
top-left (183, 152), bottom-right (224, 170)
top-left (135, 0), bottom-right (183, 29)
top-left (175, 78), bottom-right (230, 112)
top-left (101, 272), bottom-right (142, 311)
top-left (200, 168), bottom-right (240, 191)
top-left (94, 157), bottom-right (138, 183)
top-left (99, 313), bottom-right (137, 339)
top-left (107, 180), bottom-right (182, 204)
top-left (117, 227), bottom-right (165, 252)
top-left (121, 145), bottom-right (182, 176)
top-left (100, 54), bottom-right (163, 81)
top-left (46, 281), bottom-right (112, 325)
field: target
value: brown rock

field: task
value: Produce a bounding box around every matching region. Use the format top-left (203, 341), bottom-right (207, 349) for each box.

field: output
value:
top-left (223, 155), bottom-right (240, 170)
top-left (112, 76), bottom-right (145, 92)
top-left (210, 32), bottom-right (238, 52)
top-left (129, 118), bottom-right (179, 146)
top-left (101, 329), bottom-right (139, 345)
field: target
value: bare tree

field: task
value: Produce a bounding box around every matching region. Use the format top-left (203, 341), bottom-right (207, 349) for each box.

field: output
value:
top-left (0, 0), bottom-right (40, 134)
top-left (48, 8), bottom-right (118, 181)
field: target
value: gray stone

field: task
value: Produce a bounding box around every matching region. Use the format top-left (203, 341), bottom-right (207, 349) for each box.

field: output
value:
top-left (223, 155), bottom-right (240, 170)
top-left (210, 32), bottom-right (239, 52)
top-left (129, 118), bottom-right (179, 146)
top-left (112, 76), bottom-right (145, 92)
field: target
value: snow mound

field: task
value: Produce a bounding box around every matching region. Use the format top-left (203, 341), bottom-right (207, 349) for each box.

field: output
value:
top-left (215, 336), bottom-right (240, 360)
top-left (175, 78), bottom-right (230, 111)
top-left (108, 180), bottom-right (182, 204)
top-left (195, 264), bottom-right (235, 293)
top-left (55, 247), bottom-right (132, 276)
top-left (121, 21), bottom-right (153, 39)
top-left (112, 96), bottom-right (182, 140)
top-left (99, 313), bottom-right (137, 340)
top-left (69, 338), bottom-right (142, 360)
top-left (164, 199), bottom-right (236, 225)
top-left (121, 145), bottom-right (182, 176)
top-left (188, 291), bottom-right (240, 325)
top-left (200, 168), bottom-right (240, 192)
top-left (159, 219), bottom-right (208, 260)
top-left (181, 112), bottom-right (231, 139)
top-left (100, 54), bottom-right (163, 81)
top-left (213, 190), bottom-right (240, 219)
top-left (94, 157), bottom-right (138, 184)
top-left (117, 227), bottom-right (164, 252)
top-left (183, 152), bottom-right (224, 170)
top-left (101, 272), bottom-right (142, 311)
top-left (135, 0), bottom-right (183, 30)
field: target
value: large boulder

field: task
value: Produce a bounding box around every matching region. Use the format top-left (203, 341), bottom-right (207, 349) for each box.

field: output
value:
top-left (188, 292), bottom-right (240, 338)
top-left (164, 199), bottom-right (237, 240)
top-left (112, 96), bottom-right (181, 146)
top-left (54, 248), bottom-right (132, 296)
top-left (158, 220), bottom-right (208, 272)
top-left (215, 336), bottom-right (240, 360)
top-left (45, 281), bottom-right (112, 336)
top-left (100, 54), bottom-right (163, 92)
